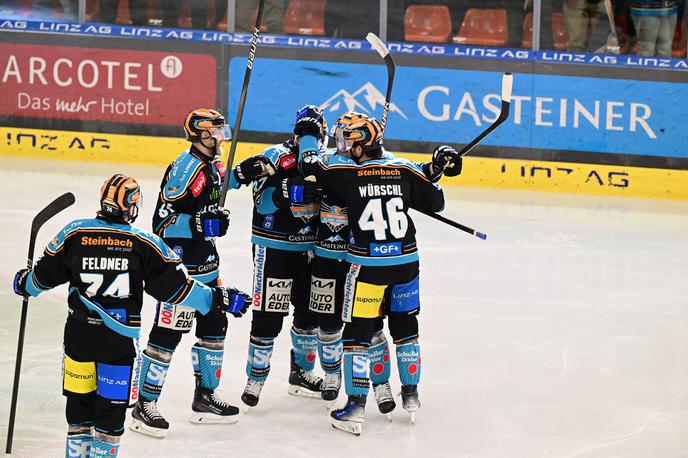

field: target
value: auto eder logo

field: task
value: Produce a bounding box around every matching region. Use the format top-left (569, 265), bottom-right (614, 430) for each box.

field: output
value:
top-left (318, 82), bottom-right (407, 120)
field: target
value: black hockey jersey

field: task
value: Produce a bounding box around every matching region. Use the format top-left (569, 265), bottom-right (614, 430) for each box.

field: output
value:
top-left (152, 146), bottom-right (225, 284)
top-left (23, 216), bottom-right (215, 338)
top-left (301, 154), bottom-right (445, 266)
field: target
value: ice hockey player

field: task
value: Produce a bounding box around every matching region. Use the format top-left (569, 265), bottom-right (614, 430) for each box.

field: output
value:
top-left (226, 105), bottom-right (328, 407)
top-left (298, 117), bottom-right (461, 434)
top-left (130, 109), bottom-right (239, 437)
top-left (12, 174), bottom-right (250, 458)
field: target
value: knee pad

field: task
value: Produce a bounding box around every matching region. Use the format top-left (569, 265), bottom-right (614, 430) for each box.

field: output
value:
top-left (139, 350), bottom-right (171, 401)
top-left (250, 311), bottom-right (285, 339)
top-left (396, 339), bottom-right (421, 386)
top-left (191, 343), bottom-right (224, 391)
top-left (290, 327), bottom-right (317, 372)
top-left (195, 308), bottom-right (228, 340)
top-left (317, 329), bottom-right (343, 374)
top-left (368, 330), bottom-right (391, 385)
top-left (387, 313), bottom-right (419, 344)
top-left (246, 337), bottom-right (274, 382)
top-left (343, 349), bottom-right (370, 397)
top-left (66, 431), bottom-right (93, 458)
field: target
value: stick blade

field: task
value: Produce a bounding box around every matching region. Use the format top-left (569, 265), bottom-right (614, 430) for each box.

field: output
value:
top-left (31, 192), bottom-right (75, 234)
top-left (366, 32), bottom-right (389, 58)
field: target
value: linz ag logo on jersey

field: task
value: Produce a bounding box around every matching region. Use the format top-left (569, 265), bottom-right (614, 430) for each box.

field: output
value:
top-left (81, 236), bottom-right (133, 247)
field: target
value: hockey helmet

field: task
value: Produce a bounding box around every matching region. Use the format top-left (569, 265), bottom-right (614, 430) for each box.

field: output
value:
top-left (183, 108), bottom-right (231, 143)
top-left (99, 174), bottom-right (142, 223)
top-left (331, 111), bottom-right (369, 152)
top-left (294, 104), bottom-right (328, 139)
top-left (339, 116), bottom-right (383, 153)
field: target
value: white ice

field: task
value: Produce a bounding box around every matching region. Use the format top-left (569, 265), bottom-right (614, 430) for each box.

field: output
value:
top-left (1, 157), bottom-right (687, 457)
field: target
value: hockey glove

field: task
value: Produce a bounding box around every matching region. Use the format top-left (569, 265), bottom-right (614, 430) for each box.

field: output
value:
top-left (234, 155), bottom-right (276, 185)
top-left (13, 268), bottom-right (30, 297)
top-left (272, 176), bottom-right (320, 209)
top-left (191, 209), bottom-right (230, 238)
top-left (294, 115), bottom-right (324, 138)
top-left (212, 286), bottom-right (250, 318)
top-left (433, 145), bottom-right (462, 177)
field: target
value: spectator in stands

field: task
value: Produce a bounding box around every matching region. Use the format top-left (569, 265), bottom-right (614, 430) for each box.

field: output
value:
top-left (563, 0), bottom-right (603, 51)
top-left (190, 0), bottom-right (228, 29)
top-left (630, 0), bottom-right (679, 56)
top-left (32, 0), bottom-right (77, 21)
top-left (88, 0), bottom-right (148, 26)
top-left (235, 0), bottom-right (284, 33)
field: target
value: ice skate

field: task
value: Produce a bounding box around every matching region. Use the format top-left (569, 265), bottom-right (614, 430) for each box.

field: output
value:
top-left (373, 381), bottom-right (396, 419)
top-left (129, 399), bottom-right (169, 438)
top-left (400, 385), bottom-right (421, 424)
top-left (241, 379), bottom-right (264, 408)
top-left (287, 350), bottom-right (323, 398)
top-left (190, 382), bottom-right (240, 424)
top-left (330, 395), bottom-right (366, 436)
top-left (321, 371), bottom-right (341, 404)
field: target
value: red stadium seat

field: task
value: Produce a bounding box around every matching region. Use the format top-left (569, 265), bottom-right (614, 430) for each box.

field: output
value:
top-left (453, 8), bottom-right (508, 47)
top-left (284, 0), bottom-right (326, 36)
top-left (404, 5), bottom-right (452, 43)
top-left (217, 6), bottom-right (269, 32)
top-left (521, 11), bottom-right (568, 50)
top-left (672, 21), bottom-right (686, 58)
top-left (116, 0), bottom-right (133, 25)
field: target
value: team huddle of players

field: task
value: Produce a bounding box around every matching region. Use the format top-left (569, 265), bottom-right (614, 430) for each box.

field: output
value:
top-left (12, 105), bottom-right (462, 457)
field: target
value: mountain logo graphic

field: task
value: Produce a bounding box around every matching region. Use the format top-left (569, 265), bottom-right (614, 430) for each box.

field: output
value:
top-left (318, 82), bottom-right (407, 120)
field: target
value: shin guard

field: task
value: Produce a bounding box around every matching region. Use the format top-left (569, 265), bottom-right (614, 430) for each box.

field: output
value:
top-left (139, 351), bottom-right (170, 401)
top-left (368, 331), bottom-right (391, 385)
top-left (396, 340), bottom-right (421, 386)
top-left (343, 350), bottom-right (370, 397)
top-left (191, 344), bottom-right (224, 390)
top-left (318, 330), bottom-right (343, 374)
top-left (89, 434), bottom-right (119, 458)
top-left (291, 327), bottom-right (318, 372)
top-left (246, 338), bottom-right (274, 382)
top-left (65, 433), bottom-right (92, 458)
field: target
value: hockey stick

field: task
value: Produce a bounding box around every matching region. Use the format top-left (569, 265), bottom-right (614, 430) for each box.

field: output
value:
top-left (366, 32), bottom-right (487, 240)
top-left (415, 209), bottom-right (487, 240)
top-left (6, 192), bottom-right (75, 455)
top-left (457, 72), bottom-right (513, 158)
top-left (219, 0), bottom-right (265, 207)
top-left (594, 0), bottom-right (620, 54)
top-left (366, 33), bottom-right (395, 131)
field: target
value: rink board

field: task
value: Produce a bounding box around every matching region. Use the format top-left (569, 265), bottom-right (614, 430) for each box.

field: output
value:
top-left (1, 126), bottom-right (686, 200)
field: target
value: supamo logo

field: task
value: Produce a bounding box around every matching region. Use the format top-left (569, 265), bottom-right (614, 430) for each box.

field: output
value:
top-left (319, 82), bottom-right (407, 119)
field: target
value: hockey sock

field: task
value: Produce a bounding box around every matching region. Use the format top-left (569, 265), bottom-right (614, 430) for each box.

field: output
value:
top-left (317, 329), bottom-right (343, 374)
top-left (65, 425), bottom-right (93, 458)
top-left (246, 337), bottom-right (274, 382)
top-left (89, 432), bottom-right (119, 458)
top-left (291, 327), bottom-right (318, 372)
top-left (343, 349), bottom-right (370, 397)
top-left (368, 330), bottom-right (391, 385)
top-left (396, 339), bottom-right (421, 386)
top-left (139, 349), bottom-right (171, 401)
top-left (192, 339), bottom-right (225, 390)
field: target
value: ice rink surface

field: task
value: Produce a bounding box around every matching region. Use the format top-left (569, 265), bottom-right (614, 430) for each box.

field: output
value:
top-left (1, 157), bottom-right (687, 457)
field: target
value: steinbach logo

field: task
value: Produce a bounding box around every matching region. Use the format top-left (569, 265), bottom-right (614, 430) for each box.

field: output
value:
top-left (319, 82), bottom-right (407, 120)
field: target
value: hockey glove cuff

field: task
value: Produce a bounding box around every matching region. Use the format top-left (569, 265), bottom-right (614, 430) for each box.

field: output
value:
top-left (212, 286), bottom-right (250, 318)
top-left (272, 176), bottom-right (320, 209)
top-left (191, 209), bottom-right (230, 238)
top-left (13, 268), bottom-right (30, 297)
top-left (234, 156), bottom-right (276, 185)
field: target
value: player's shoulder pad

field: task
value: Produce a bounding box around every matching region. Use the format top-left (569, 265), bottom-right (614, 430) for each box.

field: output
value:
top-left (46, 218), bottom-right (92, 253)
top-left (125, 225), bottom-right (180, 261)
top-left (378, 156), bottom-right (426, 175)
top-left (163, 149), bottom-right (204, 200)
top-left (315, 153), bottom-right (356, 168)
top-left (381, 148), bottom-right (396, 160)
top-left (261, 143), bottom-right (293, 167)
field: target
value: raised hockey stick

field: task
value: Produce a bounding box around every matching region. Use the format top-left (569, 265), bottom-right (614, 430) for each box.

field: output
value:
top-left (366, 32), bottom-right (395, 131)
top-left (457, 72), bottom-right (513, 158)
top-left (6, 192), bottom-right (75, 455)
top-left (366, 32), bottom-right (487, 240)
top-left (219, 0), bottom-right (266, 207)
